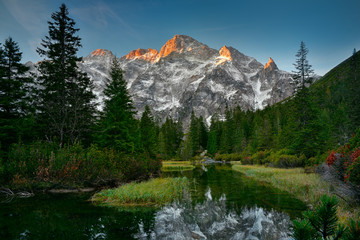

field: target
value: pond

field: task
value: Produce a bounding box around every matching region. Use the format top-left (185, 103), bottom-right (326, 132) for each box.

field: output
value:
top-left (0, 164), bottom-right (306, 239)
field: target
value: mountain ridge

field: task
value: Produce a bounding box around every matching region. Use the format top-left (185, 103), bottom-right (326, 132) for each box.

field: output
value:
top-left (29, 35), bottom-right (297, 126)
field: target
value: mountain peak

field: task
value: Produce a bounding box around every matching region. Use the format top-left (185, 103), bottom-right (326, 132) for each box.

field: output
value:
top-left (264, 57), bottom-right (278, 70)
top-left (91, 49), bottom-right (107, 56)
top-left (154, 35), bottom-right (204, 62)
top-left (125, 48), bottom-right (158, 62)
top-left (215, 46), bottom-right (233, 66)
top-left (155, 35), bottom-right (186, 62)
top-left (88, 49), bottom-right (114, 58)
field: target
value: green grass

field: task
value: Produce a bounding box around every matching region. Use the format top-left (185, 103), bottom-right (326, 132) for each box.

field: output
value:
top-left (232, 164), bottom-right (360, 223)
top-left (161, 161), bottom-right (195, 172)
top-left (92, 177), bottom-right (189, 207)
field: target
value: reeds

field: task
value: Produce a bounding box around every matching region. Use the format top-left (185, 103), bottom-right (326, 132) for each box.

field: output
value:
top-left (161, 161), bottom-right (195, 172)
top-left (232, 165), bottom-right (360, 223)
top-left (92, 177), bottom-right (189, 207)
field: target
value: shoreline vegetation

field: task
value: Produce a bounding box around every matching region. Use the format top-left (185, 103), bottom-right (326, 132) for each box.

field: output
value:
top-left (232, 164), bottom-right (360, 223)
top-left (0, 142), bottom-right (161, 192)
top-left (161, 161), bottom-right (195, 172)
top-left (92, 177), bottom-right (189, 207)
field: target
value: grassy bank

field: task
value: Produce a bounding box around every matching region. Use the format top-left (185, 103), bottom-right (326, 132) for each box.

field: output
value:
top-left (92, 177), bottom-right (189, 207)
top-left (232, 164), bottom-right (360, 223)
top-left (161, 161), bottom-right (195, 172)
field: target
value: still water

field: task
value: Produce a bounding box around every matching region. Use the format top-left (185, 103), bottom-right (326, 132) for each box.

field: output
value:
top-left (0, 164), bottom-right (306, 239)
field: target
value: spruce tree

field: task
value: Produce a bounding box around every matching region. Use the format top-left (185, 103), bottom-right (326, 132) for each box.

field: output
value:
top-left (219, 108), bottom-right (235, 153)
top-left (159, 117), bottom-right (183, 159)
top-left (0, 37), bottom-right (32, 150)
top-left (197, 116), bottom-right (208, 151)
top-left (140, 105), bottom-right (157, 156)
top-left (207, 115), bottom-right (220, 155)
top-left (37, 3), bottom-right (96, 145)
top-left (293, 41), bottom-right (314, 89)
top-left (292, 195), bottom-right (347, 240)
top-left (97, 58), bottom-right (137, 152)
top-left (291, 41), bottom-right (318, 156)
top-left (189, 111), bottom-right (199, 155)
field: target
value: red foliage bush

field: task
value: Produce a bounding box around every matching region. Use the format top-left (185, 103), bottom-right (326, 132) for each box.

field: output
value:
top-left (326, 150), bottom-right (337, 166)
top-left (325, 130), bottom-right (360, 185)
top-left (351, 148), bottom-right (360, 162)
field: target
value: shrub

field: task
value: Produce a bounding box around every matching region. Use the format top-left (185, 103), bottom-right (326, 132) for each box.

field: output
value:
top-left (242, 155), bottom-right (253, 165)
top-left (327, 150), bottom-right (337, 166)
top-left (326, 130), bottom-right (360, 185)
top-left (214, 153), bottom-right (243, 162)
top-left (349, 128), bottom-right (360, 150)
top-left (4, 141), bottom-right (161, 188)
top-left (251, 150), bottom-right (271, 165)
top-left (346, 160), bottom-right (360, 185)
top-left (266, 150), bottom-right (304, 168)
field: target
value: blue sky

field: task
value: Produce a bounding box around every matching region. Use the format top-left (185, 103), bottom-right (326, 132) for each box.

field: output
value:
top-left (1, 0), bottom-right (359, 75)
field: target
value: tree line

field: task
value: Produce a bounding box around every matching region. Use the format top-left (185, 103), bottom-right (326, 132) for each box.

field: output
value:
top-left (1, 4), bottom-right (359, 186)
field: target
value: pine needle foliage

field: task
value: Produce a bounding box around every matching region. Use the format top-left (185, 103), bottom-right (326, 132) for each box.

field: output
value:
top-left (292, 195), bottom-right (348, 240)
top-left (37, 3), bottom-right (96, 145)
top-left (96, 58), bottom-right (137, 152)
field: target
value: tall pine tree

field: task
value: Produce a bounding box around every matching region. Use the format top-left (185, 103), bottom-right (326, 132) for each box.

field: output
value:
top-left (37, 4), bottom-right (96, 145)
top-left (291, 41), bottom-right (319, 156)
top-left (0, 37), bottom-right (33, 151)
top-left (293, 41), bottom-right (314, 89)
top-left (97, 58), bottom-right (137, 152)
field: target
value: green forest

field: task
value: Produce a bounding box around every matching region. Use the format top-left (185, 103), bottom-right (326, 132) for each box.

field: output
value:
top-left (0, 4), bottom-right (359, 192)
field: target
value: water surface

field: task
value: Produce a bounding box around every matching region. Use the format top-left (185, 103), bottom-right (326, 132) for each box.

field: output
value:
top-left (0, 164), bottom-right (306, 239)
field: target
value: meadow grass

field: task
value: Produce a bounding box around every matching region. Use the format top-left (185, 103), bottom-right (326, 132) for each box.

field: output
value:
top-left (232, 164), bottom-right (360, 223)
top-left (92, 177), bottom-right (189, 207)
top-left (161, 161), bottom-right (195, 172)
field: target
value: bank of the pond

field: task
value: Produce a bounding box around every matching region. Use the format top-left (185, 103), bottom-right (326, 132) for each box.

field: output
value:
top-left (92, 177), bottom-right (189, 207)
top-left (232, 164), bottom-right (360, 223)
top-left (161, 161), bottom-right (195, 172)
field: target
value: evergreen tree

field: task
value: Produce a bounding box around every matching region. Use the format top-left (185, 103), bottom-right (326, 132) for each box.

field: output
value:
top-left (187, 111), bottom-right (208, 155)
top-left (37, 3), bottom-right (96, 145)
top-left (352, 48), bottom-right (357, 82)
top-left (189, 111), bottom-right (199, 155)
top-left (207, 115), bottom-right (222, 155)
top-left (159, 117), bottom-right (183, 159)
top-left (0, 37), bottom-right (33, 150)
top-left (349, 49), bottom-right (359, 129)
top-left (140, 105), bottom-right (157, 156)
top-left (219, 108), bottom-right (235, 153)
top-left (197, 116), bottom-right (208, 150)
top-left (232, 108), bottom-right (245, 152)
top-left (291, 42), bottom-right (318, 156)
top-left (258, 114), bottom-right (272, 150)
top-left (293, 41), bottom-right (314, 89)
top-left (97, 58), bottom-right (137, 152)
top-left (292, 195), bottom-right (347, 240)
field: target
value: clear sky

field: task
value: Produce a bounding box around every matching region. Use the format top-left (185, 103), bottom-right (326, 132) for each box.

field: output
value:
top-left (1, 0), bottom-right (359, 75)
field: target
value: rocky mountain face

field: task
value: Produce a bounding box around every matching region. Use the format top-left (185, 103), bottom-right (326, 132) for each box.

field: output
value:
top-left (30, 35), bottom-right (296, 126)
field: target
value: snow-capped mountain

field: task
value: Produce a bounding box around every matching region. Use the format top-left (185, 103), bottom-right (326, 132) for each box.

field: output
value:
top-left (31, 35), bottom-right (296, 126)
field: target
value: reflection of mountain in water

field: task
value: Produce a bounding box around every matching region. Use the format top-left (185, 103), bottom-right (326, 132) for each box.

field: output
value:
top-left (135, 188), bottom-right (292, 240)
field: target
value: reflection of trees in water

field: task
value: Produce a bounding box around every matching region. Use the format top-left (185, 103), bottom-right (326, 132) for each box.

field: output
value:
top-left (0, 194), bottom-right (157, 240)
top-left (136, 188), bottom-right (292, 240)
